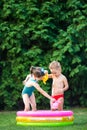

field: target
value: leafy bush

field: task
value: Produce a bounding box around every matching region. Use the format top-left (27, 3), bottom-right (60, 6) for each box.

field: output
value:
top-left (0, 0), bottom-right (87, 110)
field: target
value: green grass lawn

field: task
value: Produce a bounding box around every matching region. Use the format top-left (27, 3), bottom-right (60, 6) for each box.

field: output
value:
top-left (0, 108), bottom-right (87, 130)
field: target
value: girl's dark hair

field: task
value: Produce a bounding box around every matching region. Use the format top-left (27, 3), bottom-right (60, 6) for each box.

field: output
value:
top-left (30, 66), bottom-right (36, 74)
top-left (30, 66), bottom-right (45, 78)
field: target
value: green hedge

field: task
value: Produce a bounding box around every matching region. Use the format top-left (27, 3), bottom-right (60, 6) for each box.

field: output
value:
top-left (0, 0), bottom-right (87, 110)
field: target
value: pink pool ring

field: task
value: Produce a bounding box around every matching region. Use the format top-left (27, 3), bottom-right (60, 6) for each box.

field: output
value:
top-left (17, 110), bottom-right (73, 117)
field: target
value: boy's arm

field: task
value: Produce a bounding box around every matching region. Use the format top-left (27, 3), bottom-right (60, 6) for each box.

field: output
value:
top-left (63, 76), bottom-right (69, 91)
top-left (42, 72), bottom-right (53, 84)
top-left (48, 74), bottom-right (53, 78)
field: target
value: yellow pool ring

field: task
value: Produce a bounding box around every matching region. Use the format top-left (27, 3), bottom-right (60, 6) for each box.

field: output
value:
top-left (16, 116), bottom-right (74, 123)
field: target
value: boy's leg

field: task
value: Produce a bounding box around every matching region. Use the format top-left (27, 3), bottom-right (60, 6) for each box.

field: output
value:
top-left (30, 93), bottom-right (37, 111)
top-left (51, 97), bottom-right (64, 111)
top-left (58, 98), bottom-right (64, 111)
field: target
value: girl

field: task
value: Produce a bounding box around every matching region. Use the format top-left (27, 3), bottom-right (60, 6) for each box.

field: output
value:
top-left (22, 66), bottom-right (55, 111)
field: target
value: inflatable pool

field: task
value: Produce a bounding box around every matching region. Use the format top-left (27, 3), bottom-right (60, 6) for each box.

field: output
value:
top-left (16, 110), bottom-right (74, 126)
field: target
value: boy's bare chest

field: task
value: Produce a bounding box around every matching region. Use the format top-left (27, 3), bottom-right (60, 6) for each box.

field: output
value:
top-left (52, 78), bottom-right (63, 88)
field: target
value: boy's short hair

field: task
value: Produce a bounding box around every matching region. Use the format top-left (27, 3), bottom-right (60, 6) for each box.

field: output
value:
top-left (49, 61), bottom-right (61, 69)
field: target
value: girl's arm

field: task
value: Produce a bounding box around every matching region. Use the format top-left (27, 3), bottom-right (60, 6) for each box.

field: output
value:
top-left (29, 82), bottom-right (55, 102)
top-left (23, 74), bottom-right (31, 85)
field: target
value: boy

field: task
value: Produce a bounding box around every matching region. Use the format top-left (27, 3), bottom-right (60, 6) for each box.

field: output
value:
top-left (48, 61), bottom-right (69, 111)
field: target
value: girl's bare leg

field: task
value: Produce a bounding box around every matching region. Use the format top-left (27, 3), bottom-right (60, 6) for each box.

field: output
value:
top-left (22, 94), bottom-right (31, 111)
top-left (30, 93), bottom-right (37, 111)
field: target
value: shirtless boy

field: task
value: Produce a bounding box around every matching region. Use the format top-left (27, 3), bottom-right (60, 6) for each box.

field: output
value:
top-left (48, 61), bottom-right (69, 111)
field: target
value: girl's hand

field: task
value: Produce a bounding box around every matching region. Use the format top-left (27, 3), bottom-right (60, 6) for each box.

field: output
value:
top-left (51, 97), bottom-right (56, 103)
